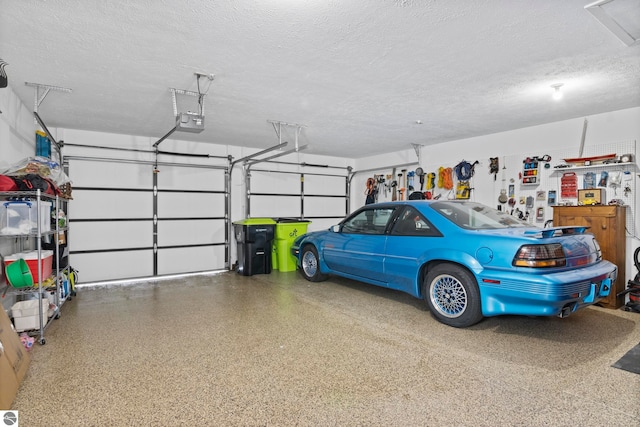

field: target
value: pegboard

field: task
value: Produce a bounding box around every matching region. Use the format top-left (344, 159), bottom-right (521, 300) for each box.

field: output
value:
top-left (354, 140), bottom-right (636, 238)
top-left (501, 140), bottom-right (637, 235)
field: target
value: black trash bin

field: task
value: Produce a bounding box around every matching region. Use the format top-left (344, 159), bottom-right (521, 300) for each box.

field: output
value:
top-left (233, 218), bottom-right (276, 276)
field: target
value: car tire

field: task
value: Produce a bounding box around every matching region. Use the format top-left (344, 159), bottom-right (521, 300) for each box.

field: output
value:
top-left (300, 245), bottom-right (328, 282)
top-left (423, 263), bottom-right (483, 328)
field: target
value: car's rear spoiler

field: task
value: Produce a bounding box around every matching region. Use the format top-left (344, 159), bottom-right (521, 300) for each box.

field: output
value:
top-left (524, 226), bottom-right (590, 238)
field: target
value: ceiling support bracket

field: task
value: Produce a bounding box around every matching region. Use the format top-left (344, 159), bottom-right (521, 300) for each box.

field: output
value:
top-left (25, 82), bottom-right (72, 113)
top-left (170, 88), bottom-right (203, 116)
top-left (411, 143), bottom-right (424, 164)
top-left (25, 82), bottom-right (72, 164)
top-left (268, 120), bottom-right (305, 152)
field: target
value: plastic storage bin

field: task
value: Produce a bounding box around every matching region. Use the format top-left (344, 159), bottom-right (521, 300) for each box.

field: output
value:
top-left (11, 299), bottom-right (49, 332)
top-left (4, 250), bottom-right (53, 283)
top-left (0, 199), bottom-right (52, 235)
top-left (272, 218), bottom-right (311, 272)
top-left (233, 218), bottom-right (276, 276)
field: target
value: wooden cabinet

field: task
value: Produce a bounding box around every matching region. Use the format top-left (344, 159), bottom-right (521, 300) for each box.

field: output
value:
top-left (553, 205), bottom-right (626, 309)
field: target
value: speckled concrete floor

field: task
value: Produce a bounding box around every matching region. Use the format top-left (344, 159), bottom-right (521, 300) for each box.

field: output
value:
top-left (11, 270), bottom-right (640, 426)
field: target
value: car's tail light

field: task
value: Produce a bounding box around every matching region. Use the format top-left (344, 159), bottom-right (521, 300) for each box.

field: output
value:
top-left (592, 238), bottom-right (602, 261)
top-left (512, 244), bottom-right (566, 268)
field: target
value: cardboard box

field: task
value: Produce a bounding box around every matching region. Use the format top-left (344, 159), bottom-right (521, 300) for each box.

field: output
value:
top-left (0, 350), bottom-right (20, 410)
top-left (0, 309), bottom-right (30, 382)
top-left (4, 250), bottom-right (53, 283)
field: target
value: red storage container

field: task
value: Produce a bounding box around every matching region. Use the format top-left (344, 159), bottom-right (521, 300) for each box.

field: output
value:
top-left (4, 250), bottom-right (53, 283)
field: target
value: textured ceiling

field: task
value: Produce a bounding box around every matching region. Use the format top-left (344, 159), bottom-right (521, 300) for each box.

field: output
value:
top-left (1, 0), bottom-right (639, 158)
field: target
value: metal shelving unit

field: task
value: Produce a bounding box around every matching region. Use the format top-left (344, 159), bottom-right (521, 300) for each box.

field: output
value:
top-left (1, 189), bottom-right (69, 345)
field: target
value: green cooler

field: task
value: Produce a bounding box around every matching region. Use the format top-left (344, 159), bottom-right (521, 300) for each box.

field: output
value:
top-left (272, 218), bottom-right (311, 272)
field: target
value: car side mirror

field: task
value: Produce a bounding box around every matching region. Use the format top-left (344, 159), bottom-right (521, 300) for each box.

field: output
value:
top-left (330, 225), bottom-right (341, 233)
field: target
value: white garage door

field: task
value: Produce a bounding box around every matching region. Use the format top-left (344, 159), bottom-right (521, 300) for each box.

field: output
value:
top-left (66, 151), bottom-right (228, 283)
top-left (247, 166), bottom-right (349, 231)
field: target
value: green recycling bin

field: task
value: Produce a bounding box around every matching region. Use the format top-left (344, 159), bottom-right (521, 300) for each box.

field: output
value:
top-left (233, 218), bottom-right (276, 276)
top-left (273, 218), bottom-right (311, 272)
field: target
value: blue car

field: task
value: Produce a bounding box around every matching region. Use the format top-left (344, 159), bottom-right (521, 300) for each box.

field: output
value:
top-left (291, 200), bottom-right (617, 327)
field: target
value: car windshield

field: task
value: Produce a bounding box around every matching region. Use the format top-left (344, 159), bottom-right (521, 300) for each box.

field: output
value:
top-left (431, 201), bottom-right (531, 229)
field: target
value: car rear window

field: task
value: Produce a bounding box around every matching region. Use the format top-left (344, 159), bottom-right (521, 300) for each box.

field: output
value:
top-left (431, 201), bottom-right (530, 229)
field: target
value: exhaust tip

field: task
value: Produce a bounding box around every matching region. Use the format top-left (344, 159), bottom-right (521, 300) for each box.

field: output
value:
top-left (559, 303), bottom-right (578, 318)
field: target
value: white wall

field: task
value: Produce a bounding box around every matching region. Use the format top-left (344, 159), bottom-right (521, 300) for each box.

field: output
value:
top-left (353, 107), bottom-right (640, 284)
top-left (0, 85), bottom-right (35, 165)
top-left (0, 85), bottom-right (45, 309)
top-left (353, 107), bottom-right (640, 173)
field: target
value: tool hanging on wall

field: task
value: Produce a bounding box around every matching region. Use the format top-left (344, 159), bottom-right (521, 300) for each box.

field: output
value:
top-left (437, 167), bottom-right (444, 188)
top-left (398, 170), bottom-right (405, 200)
top-left (415, 167), bottom-right (425, 190)
top-left (365, 177), bottom-right (376, 204)
top-left (452, 160), bottom-right (478, 200)
top-left (498, 158), bottom-right (508, 204)
top-left (383, 174), bottom-right (392, 198)
top-left (454, 160), bottom-right (479, 181)
top-left (374, 175), bottom-right (385, 201)
top-left (456, 181), bottom-right (471, 199)
top-left (438, 167), bottom-right (454, 190)
top-left (489, 157), bottom-right (499, 181)
top-left (623, 171), bottom-right (632, 197)
top-left (426, 172), bottom-right (435, 190)
top-left (391, 168), bottom-right (397, 201)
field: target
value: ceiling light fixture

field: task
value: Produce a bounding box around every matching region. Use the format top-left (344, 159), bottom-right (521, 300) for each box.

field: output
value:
top-left (551, 83), bottom-right (564, 101)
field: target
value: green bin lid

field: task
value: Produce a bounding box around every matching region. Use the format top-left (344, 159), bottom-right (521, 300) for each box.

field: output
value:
top-left (274, 217), bottom-right (311, 223)
top-left (232, 217), bottom-right (277, 225)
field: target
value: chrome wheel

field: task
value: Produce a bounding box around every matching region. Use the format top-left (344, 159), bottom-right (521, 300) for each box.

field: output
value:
top-left (302, 250), bottom-right (318, 277)
top-left (430, 274), bottom-right (467, 318)
top-left (423, 264), bottom-right (482, 328)
top-left (300, 246), bottom-right (327, 282)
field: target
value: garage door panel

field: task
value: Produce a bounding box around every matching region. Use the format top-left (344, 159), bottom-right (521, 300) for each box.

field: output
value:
top-left (73, 190), bottom-right (152, 219)
top-left (157, 246), bottom-right (225, 275)
top-left (68, 159), bottom-right (151, 188)
top-left (157, 193), bottom-right (225, 218)
top-left (251, 171), bottom-right (300, 194)
top-left (304, 197), bottom-right (346, 217)
top-left (304, 175), bottom-right (345, 196)
top-left (157, 219), bottom-right (225, 246)
top-left (250, 195), bottom-right (301, 218)
top-left (71, 221), bottom-right (152, 251)
top-left (158, 166), bottom-right (226, 191)
top-left (72, 250), bottom-right (154, 283)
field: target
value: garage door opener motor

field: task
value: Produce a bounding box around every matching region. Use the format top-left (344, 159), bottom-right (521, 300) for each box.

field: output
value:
top-left (153, 72), bottom-right (214, 148)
